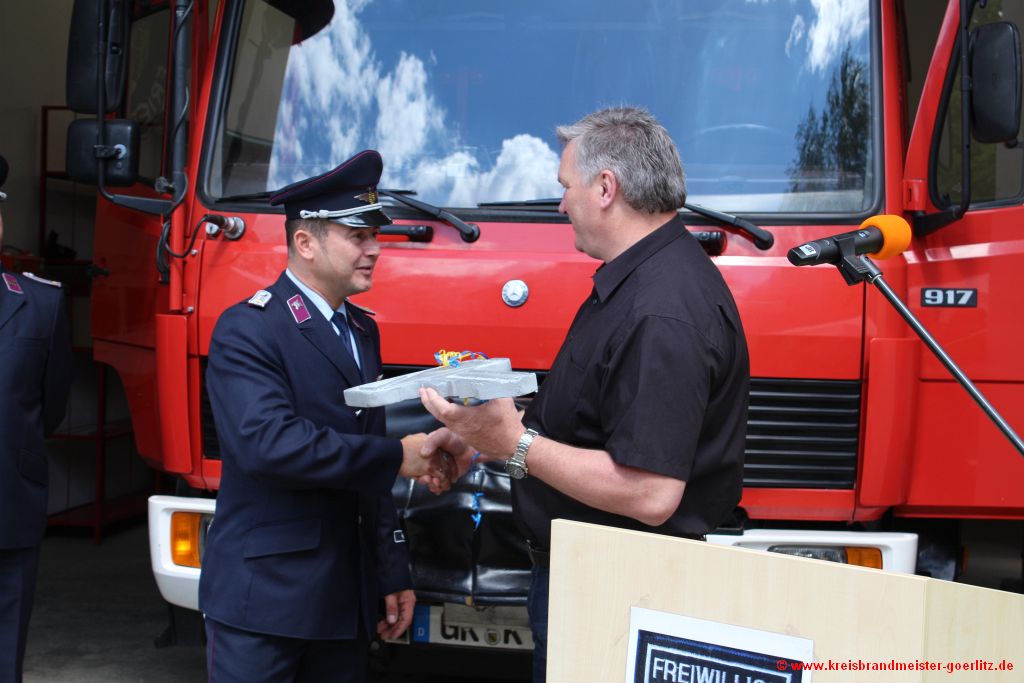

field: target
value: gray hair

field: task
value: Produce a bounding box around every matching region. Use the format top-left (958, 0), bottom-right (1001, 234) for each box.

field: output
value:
top-left (556, 107), bottom-right (687, 213)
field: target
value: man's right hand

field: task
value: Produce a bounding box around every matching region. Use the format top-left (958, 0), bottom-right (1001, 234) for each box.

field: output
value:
top-left (422, 426), bottom-right (475, 480)
top-left (399, 433), bottom-right (454, 494)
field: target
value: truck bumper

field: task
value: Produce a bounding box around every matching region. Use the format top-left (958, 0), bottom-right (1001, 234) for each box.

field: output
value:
top-left (706, 529), bottom-right (918, 574)
top-left (148, 495), bottom-right (216, 610)
top-left (149, 494), bottom-right (919, 614)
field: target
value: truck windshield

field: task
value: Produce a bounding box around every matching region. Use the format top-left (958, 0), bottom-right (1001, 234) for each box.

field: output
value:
top-left (208, 0), bottom-right (876, 214)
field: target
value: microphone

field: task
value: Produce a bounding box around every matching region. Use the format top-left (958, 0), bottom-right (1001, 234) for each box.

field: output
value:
top-left (787, 215), bottom-right (912, 266)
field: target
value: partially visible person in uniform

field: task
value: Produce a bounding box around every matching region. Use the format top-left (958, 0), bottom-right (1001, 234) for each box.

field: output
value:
top-left (419, 107), bottom-right (750, 681)
top-left (0, 154), bottom-right (73, 683)
top-left (200, 150), bottom-right (453, 683)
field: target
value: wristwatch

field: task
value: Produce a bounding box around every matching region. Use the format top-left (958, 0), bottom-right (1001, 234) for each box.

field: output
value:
top-left (506, 428), bottom-right (538, 480)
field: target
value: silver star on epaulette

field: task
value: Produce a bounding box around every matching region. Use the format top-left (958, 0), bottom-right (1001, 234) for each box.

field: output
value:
top-left (247, 289), bottom-right (272, 308)
top-left (24, 272), bottom-right (62, 288)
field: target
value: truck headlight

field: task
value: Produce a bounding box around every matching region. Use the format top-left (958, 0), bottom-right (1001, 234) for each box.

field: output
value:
top-left (767, 544), bottom-right (882, 569)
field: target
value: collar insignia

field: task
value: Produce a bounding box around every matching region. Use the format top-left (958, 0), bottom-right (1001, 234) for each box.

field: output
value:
top-left (287, 294), bottom-right (312, 324)
top-left (3, 273), bottom-right (23, 294)
top-left (346, 300), bottom-right (376, 316)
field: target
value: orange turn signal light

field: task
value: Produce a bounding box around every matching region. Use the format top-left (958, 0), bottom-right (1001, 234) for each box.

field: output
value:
top-left (845, 546), bottom-right (883, 570)
top-left (171, 512), bottom-right (204, 568)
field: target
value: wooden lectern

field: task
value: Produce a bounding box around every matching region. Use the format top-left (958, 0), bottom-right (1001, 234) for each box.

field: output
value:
top-left (548, 520), bottom-right (1023, 682)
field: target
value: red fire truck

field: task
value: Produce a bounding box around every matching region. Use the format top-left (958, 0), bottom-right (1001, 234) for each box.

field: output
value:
top-left (64, 0), bottom-right (1024, 659)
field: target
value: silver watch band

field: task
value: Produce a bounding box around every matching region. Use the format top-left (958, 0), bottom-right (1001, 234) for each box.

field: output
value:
top-left (507, 428), bottom-right (538, 479)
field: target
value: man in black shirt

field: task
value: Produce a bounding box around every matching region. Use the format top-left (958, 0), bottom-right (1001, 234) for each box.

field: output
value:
top-left (420, 107), bottom-right (749, 682)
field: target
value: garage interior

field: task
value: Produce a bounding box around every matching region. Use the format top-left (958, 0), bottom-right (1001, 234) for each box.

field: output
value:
top-left (1, 2), bottom-right (154, 543)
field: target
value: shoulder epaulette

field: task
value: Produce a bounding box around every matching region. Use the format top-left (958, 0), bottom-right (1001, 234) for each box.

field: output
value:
top-left (24, 272), bottom-right (62, 288)
top-left (346, 300), bottom-right (376, 316)
top-left (247, 289), bottom-right (273, 309)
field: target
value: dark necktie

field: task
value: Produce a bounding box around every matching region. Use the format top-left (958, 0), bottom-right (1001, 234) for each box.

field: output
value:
top-left (331, 311), bottom-right (356, 361)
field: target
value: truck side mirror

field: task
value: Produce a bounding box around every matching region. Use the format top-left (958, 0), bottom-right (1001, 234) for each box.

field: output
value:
top-left (66, 0), bottom-right (129, 114)
top-left (66, 119), bottom-right (140, 187)
top-left (266, 0), bottom-right (335, 42)
top-left (970, 22), bottom-right (1022, 144)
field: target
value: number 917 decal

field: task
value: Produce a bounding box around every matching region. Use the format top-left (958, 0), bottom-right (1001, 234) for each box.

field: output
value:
top-left (921, 288), bottom-right (977, 307)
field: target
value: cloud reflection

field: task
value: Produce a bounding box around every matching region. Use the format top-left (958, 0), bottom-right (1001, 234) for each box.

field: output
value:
top-left (793, 0), bottom-right (870, 73)
top-left (269, 0), bottom-right (561, 206)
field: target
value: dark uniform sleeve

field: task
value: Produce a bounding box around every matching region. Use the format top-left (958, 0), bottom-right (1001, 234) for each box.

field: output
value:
top-left (602, 315), bottom-right (711, 481)
top-left (206, 307), bottom-right (403, 492)
top-left (374, 494), bottom-right (413, 596)
top-left (362, 314), bottom-right (413, 595)
top-left (43, 289), bottom-right (72, 435)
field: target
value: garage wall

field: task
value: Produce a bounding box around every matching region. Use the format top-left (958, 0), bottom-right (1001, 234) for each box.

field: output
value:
top-left (1, 3), bottom-right (151, 522)
top-left (0, 1), bottom-right (77, 254)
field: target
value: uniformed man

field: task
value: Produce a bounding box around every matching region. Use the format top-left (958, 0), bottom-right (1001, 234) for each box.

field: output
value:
top-left (0, 154), bottom-right (73, 682)
top-left (200, 150), bottom-right (451, 683)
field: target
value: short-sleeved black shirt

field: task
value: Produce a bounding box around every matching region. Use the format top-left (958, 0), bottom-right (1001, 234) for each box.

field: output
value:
top-left (514, 216), bottom-right (749, 549)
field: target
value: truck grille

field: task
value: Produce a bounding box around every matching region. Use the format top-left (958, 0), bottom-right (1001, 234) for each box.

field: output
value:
top-left (199, 359), bottom-right (220, 460)
top-left (744, 378), bottom-right (861, 489)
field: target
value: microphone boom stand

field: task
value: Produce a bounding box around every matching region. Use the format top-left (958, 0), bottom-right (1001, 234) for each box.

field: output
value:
top-left (833, 236), bottom-right (1024, 457)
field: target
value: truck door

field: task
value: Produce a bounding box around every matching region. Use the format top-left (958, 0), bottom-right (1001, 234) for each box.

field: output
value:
top-left (90, 2), bottom-right (173, 349)
top-left (83, 1), bottom-right (185, 471)
top-left (900, 0), bottom-right (1024, 516)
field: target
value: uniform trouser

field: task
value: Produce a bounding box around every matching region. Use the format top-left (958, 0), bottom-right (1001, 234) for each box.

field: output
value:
top-left (205, 617), bottom-right (368, 683)
top-left (527, 565), bottom-right (550, 683)
top-left (0, 546), bottom-right (41, 683)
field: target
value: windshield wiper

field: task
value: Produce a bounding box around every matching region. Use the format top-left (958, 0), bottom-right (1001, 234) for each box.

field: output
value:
top-left (217, 190), bottom-right (274, 203)
top-left (682, 202), bottom-right (773, 250)
top-left (379, 190), bottom-right (480, 243)
top-left (477, 198), bottom-right (564, 211)
top-left (479, 198), bottom-right (774, 250)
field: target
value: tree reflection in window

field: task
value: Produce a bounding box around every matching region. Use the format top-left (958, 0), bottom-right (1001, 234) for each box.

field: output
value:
top-left (788, 46), bottom-right (870, 210)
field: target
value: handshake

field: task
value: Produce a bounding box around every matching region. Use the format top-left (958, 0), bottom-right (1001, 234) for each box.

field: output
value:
top-left (396, 387), bottom-right (528, 494)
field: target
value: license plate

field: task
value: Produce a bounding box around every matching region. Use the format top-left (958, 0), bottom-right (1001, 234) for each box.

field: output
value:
top-left (407, 604), bottom-right (534, 650)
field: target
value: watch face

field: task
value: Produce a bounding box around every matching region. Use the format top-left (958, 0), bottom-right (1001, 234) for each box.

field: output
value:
top-left (506, 462), bottom-right (527, 479)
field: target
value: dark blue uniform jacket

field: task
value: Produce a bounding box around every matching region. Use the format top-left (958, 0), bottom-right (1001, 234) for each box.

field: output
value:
top-left (0, 267), bottom-right (72, 549)
top-left (198, 272), bottom-right (411, 640)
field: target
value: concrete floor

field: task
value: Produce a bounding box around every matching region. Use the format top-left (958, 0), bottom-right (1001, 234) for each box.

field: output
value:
top-left (28, 518), bottom-right (1019, 682)
top-left (24, 522), bottom-right (208, 683)
top-left (23, 521), bottom-right (529, 682)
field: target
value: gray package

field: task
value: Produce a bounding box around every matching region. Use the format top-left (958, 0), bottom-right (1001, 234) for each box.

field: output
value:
top-left (343, 358), bottom-right (538, 408)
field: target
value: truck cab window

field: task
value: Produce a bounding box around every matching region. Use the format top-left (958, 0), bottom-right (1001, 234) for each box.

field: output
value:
top-left (208, 1), bottom-right (293, 198)
top-left (934, 1), bottom-right (1024, 207)
top-left (207, 0), bottom-right (879, 215)
top-left (209, 0), bottom-right (221, 39)
top-left (899, 0), bottom-right (944, 131)
top-left (125, 3), bottom-right (171, 183)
